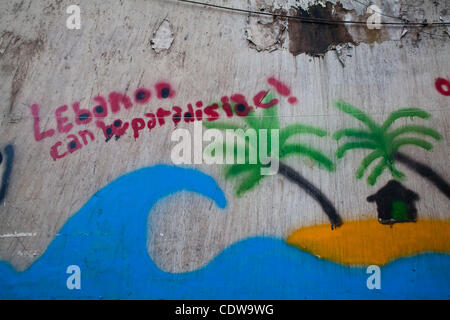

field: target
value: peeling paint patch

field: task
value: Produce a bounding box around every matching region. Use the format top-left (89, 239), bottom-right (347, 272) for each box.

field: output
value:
top-left (246, 19), bottom-right (287, 52)
top-left (246, 0), bottom-right (288, 52)
top-left (330, 43), bottom-right (354, 67)
top-left (242, 0), bottom-right (444, 56)
top-left (343, 1), bottom-right (401, 44)
top-left (150, 20), bottom-right (174, 53)
top-left (286, 0), bottom-right (437, 57)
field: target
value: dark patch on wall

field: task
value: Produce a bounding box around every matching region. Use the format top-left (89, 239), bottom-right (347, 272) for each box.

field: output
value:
top-left (0, 145), bottom-right (15, 202)
top-left (288, 2), bottom-right (355, 56)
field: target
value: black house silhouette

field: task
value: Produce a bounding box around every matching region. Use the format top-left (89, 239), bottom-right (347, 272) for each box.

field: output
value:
top-left (367, 180), bottom-right (420, 224)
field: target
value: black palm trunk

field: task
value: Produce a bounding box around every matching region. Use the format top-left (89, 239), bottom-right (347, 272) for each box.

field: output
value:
top-left (394, 151), bottom-right (450, 199)
top-left (278, 161), bottom-right (343, 229)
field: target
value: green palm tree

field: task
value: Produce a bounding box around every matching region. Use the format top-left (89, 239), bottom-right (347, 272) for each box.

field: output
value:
top-left (333, 100), bottom-right (449, 198)
top-left (204, 92), bottom-right (343, 228)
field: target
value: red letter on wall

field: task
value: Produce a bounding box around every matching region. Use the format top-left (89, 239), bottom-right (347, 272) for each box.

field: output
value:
top-left (131, 118), bottom-right (146, 140)
top-left (55, 105), bottom-right (74, 133)
top-left (50, 141), bottom-right (67, 161)
top-left (108, 92), bottom-right (133, 114)
top-left (72, 102), bottom-right (93, 125)
top-left (30, 104), bottom-right (55, 142)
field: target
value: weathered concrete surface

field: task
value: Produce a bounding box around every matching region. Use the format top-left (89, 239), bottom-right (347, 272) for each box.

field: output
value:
top-left (0, 0), bottom-right (448, 282)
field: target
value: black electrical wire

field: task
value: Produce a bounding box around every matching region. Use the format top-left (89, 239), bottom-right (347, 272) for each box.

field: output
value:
top-left (176, 0), bottom-right (450, 27)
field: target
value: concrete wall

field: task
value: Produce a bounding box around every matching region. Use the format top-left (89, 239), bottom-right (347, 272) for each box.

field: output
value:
top-left (0, 0), bottom-right (448, 299)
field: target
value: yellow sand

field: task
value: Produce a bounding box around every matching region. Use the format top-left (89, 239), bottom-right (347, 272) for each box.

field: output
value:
top-left (286, 219), bottom-right (450, 266)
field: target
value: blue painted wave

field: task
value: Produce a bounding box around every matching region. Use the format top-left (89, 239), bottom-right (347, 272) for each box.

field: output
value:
top-left (0, 165), bottom-right (448, 299)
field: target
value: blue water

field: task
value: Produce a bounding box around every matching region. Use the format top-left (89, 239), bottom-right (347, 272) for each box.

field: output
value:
top-left (0, 165), bottom-right (448, 299)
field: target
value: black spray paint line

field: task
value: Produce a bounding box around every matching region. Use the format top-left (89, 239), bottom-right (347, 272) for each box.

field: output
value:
top-left (394, 151), bottom-right (450, 199)
top-left (0, 145), bottom-right (14, 202)
top-left (278, 161), bottom-right (343, 229)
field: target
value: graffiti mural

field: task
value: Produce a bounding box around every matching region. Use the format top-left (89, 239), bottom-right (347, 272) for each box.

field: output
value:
top-left (30, 79), bottom-right (298, 161)
top-left (1, 76), bottom-right (448, 300)
top-left (0, 165), bottom-right (448, 299)
top-left (333, 100), bottom-right (450, 225)
top-left (204, 88), bottom-right (342, 228)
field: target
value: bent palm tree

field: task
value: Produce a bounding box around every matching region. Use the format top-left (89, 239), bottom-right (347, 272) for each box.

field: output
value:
top-left (333, 100), bottom-right (449, 198)
top-left (204, 92), bottom-right (342, 228)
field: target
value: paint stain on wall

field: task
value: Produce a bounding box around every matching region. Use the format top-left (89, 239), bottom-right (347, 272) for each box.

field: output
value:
top-left (0, 145), bottom-right (14, 202)
top-left (288, 2), bottom-right (355, 56)
top-left (435, 77), bottom-right (450, 96)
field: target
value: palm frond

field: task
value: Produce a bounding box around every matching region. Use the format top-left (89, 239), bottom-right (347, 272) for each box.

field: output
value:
top-left (387, 125), bottom-right (442, 141)
top-left (381, 108), bottom-right (431, 131)
top-left (333, 128), bottom-right (376, 141)
top-left (355, 150), bottom-right (383, 179)
top-left (241, 108), bottom-right (262, 130)
top-left (280, 144), bottom-right (334, 171)
top-left (280, 124), bottom-right (327, 146)
top-left (334, 100), bottom-right (379, 132)
top-left (225, 164), bottom-right (258, 179)
top-left (214, 101), bottom-right (261, 130)
top-left (235, 169), bottom-right (264, 196)
top-left (205, 138), bottom-right (253, 166)
top-left (391, 137), bottom-right (434, 153)
top-left (336, 141), bottom-right (378, 159)
top-left (367, 158), bottom-right (387, 185)
top-left (388, 164), bottom-right (405, 180)
top-left (334, 102), bottom-right (442, 186)
top-left (227, 130), bottom-right (259, 164)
